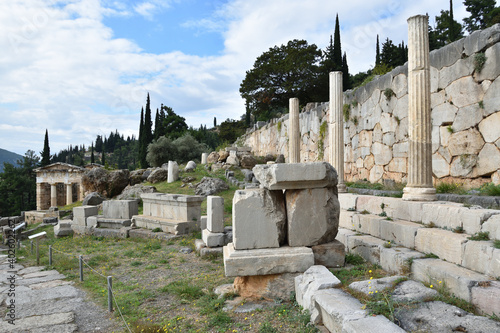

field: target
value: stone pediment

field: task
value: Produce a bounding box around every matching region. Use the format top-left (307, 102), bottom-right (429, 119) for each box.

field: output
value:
top-left (34, 162), bottom-right (85, 173)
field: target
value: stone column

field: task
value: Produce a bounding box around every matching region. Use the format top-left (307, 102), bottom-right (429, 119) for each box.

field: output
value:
top-left (289, 98), bottom-right (300, 163)
top-left (329, 71), bottom-right (347, 192)
top-left (403, 15), bottom-right (436, 201)
top-left (201, 153), bottom-right (208, 165)
top-left (36, 183), bottom-right (42, 211)
top-left (66, 183), bottom-right (73, 206)
top-left (50, 183), bottom-right (57, 207)
top-left (79, 182), bottom-right (85, 202)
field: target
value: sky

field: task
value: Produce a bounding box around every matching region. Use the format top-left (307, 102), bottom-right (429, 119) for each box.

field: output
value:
top-left (0, 0), bottom-right (477, 156)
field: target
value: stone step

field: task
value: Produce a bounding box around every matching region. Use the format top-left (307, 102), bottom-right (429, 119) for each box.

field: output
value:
top-left (338, 193), bottom-right (500, 241)
top-left (339, 210), bottom-right (500, 277)
top-left (132, 215), bottom-right (199, 235)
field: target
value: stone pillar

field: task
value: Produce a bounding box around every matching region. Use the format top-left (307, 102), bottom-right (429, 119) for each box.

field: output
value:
top-left (289, 98), bottom-right (300, 163)
top-left (201, 153), bottom-right (208, 165)
top-left (79, 183), bottom-right (85, 202)
top-left (36, 183), bottom-right (42, 211)
top-left (329, 72), bottom-right (347, 192)
top-left (50, 183), bottom-right (57, 207)
top-left (403, 15), bottom-right (436, 201)
top-left (66, 183), bottom-right (73, 206)
top-left (167, 161), bottom-right (179, 183)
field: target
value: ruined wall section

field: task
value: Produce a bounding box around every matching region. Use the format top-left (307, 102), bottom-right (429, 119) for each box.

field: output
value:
top-left (241, 24), bottom-right (500, 186)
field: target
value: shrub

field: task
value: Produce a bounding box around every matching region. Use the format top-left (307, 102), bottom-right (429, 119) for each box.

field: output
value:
top-left (479, 183), bottom-right (500, 196)
top-left (146, 134), bottom-right (208, 167)
top-left (474, 52), bottom-right (487, 73)
top-left (171, 133), bottom-right (208, 163)
top-left (343, 104), bottom-right (351, 122)
top-left (146, 136), bottom-right (176, 167)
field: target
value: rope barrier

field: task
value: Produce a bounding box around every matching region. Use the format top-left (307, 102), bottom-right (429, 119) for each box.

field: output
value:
top-left (26, 241), bottom-right (132, 333)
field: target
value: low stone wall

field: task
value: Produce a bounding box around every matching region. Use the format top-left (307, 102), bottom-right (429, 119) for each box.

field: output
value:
top-left (241, 24), bottom-right (500, 187)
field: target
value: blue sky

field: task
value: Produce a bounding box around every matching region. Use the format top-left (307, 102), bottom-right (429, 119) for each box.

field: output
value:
top-left (0, 0), bottom-right (477, 155)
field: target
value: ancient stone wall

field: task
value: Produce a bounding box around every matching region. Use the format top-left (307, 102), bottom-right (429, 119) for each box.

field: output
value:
top-left (241, 24), bottom-right (500, 186)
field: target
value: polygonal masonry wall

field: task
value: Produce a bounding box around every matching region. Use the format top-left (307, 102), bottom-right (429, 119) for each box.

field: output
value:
top-left (241, 24), bottom-right (500, 187)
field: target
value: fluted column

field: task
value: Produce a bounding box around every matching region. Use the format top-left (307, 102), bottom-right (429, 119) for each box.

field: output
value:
top-left (66, 183), bottom-right (73, 206)
top-left (329, 72), bottom-right (347, 192)
top-left (403, 15), bottom-right (436, 201)
top-left (289, 98), bottom-right (300, 163)
top-left (36, 183), bottom-right (42, 211)
top-left (50, 183), bottom-right (57, 207)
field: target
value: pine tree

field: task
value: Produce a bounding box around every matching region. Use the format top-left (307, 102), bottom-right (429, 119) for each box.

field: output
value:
top-left (40, 129), bottom-right (51, 167)
top-left (333, 14), bottom-right (342, 71)
top-left (91, 143), bottom-right (95, 164)
top-left (463, 0), bottom-right (496, 32)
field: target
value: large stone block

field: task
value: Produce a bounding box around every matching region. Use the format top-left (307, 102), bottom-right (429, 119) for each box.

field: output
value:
top-left (415, 228), bottom-right (468, 265)
top-left (339, 210), bottom-right (355, 230)
top-left (447, 128), bottom-right (485, 156)
top-left (473, 143), bottom-right (500, 177)
top-left (478, 112), bottom-right (500, 143)
top-left (336, 228), bottom-right (357, 251)
top-left (343, 316), bottom-right (407, 333)
top-left (482, 214), bottom-right (500, 240)
top-left (421, 202), bottom-right (464, 230)
top-left (252, 162), bottom-right (337, 190)
top-left (286, 187), bottom-right (339, 247)
top-left (167, 161), bottom-right (179, 183)
top-left (207, 196), bottom-right (224, 233)
top-left (338, 193), bottom-right (358, 210)
top-left (141, 193), bottom-right (204, 222)
top-left (379, 219), bottom-right (422, 249)
top-left (380, 247), bottom-right (425, 274)
top-left (73, 206), bottom-right (98, 218)
top-left (103, 200), bottom-right (138, 219)
top-left (411, 258), bottom-right (489, 302)
top-left (462, 241), bottom-right (500, 277)
top-left (351, 214), bottom-right (382, 237)
top-left (295, 265), bottom-right (341, 323)
top-left (232, 189), bottom-right (286, 250)
top-left (311, 241), bottom-right (345, 268)
top-left (346, 235), bottom-right (386, 265)
top-left (202, 229), bottom-right (225, 248)
top-left (54, 222), bottom-right (73, 238)
top-left (471, 281), bottom-right (500, 317)
top-left (223, 243), bottom-right (314, 277)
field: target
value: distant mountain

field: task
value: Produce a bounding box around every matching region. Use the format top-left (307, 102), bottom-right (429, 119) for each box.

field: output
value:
top-left (0, 148), bottom-right (23, 172)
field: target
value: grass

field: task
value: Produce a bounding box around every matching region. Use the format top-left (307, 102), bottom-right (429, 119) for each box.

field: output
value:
top-left (479, 183), bottom-right (500, 196)
top-left (435, 182), bottom-right (466, 195)
top-left (468, 231), bottom-right (490, 241)
top-left (494, 240), bottom-right (500, 249)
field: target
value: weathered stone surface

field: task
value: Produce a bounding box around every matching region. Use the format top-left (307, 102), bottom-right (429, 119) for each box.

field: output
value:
top-left (252, 162), bottom-right (337, 190)
top-left (207, 151), bottom-right (219, 164)
top-left (207, 196), bottom-right (224, 233)
top-left (450, 154), bottom-right (477, 177)
top-left (387, 157), bottom-right (406, 173)
top-left (474, 143), bottom-right (500, 177)
top-left (147, 168), bottom-right (168, 184)
top-left (202, 229), bottom-right (225, 248)
top-left (432, 152), bottom-right (450, 178)
top-left (81, 167), bottom-right (109, 195)
top-left (475, 43), bottom-right (500, 82)
top-left (286, 187), bottom-right (339, 247)
top-left (218, 151), bottom-right (229, 162)
top-left (482, 214), bottom-right (500, 240)
top-left (72, 206), bottom-right (98, 226)
top-left (431, 102), bottom-right (457, 126)
top-left (438, 57), bottom-right (474, 90)
top-left (415, 228), bottom-right (468, 265)
top-left (453, 104), bottom-right (483, 132)
top-left (226, 155), bottom-right (239, 166)
top-left (233, 273), bottom-right (298, 300)
top-left (343, 316), bottom-right (406, 333)
top-left (372, 142), bottom-right (392, 165)
top-left (295, 265), bottom-right (341, 323)
top-left (462, 241), bottom-right (499, 276)
top-left (392, 142), bottom-right (408, 158)
top-left (311, 241), bottom-right (345, 268)
top-left (194, 177), bottom-right (229, 196)
top-left (107, 169), bottom-right (130, 197)
top-left (184, 160), bottom-right (196, 172)
top-left (411, 258), bottom-right (489, 302)
top-left (448, 128), bottom-right (485, 156)
top-left (379, 219), bottom-right (422, 249)
top-left (346, 235), bottom-right (386, 265)
top-left (314, 288), bottom-right (367, 333)
top-left (396, 301), bottom-right (500, 333)
top-left (116, 184), bottom-right (157, 201)
top-left (167, 161), bottom-right (179, 183)
top-left (430, 38), bottom-right (465, 70)
top-left (380, 247), bottom-right (425, 274)
top-left (82, 192), bottom-right (105, 206)
top-left (445, 76), bottom-right (483, 108)
top-left (223, 243), bottom-right (314, 276)
top-left (351, 214), bottom-right (383, 237)
top-left (103, 200), bottom-right (138, 219)
top-left (463, 23), bottom-right (500, 56)
top-left (0, 312), bottom-right (76, 332)
top-left (240, 154), bottom-right (257, 169)
top-left (471, 281), bottom-right (500, 316)
top-left (201, 153), bottom-right (208, 164)
top-left (478, 112), bottom-right (500, 143)
top-left (482, 76), bottom-right (500, 117)
top-left (233, 189), bottom-right (286, 250)
top-left (54, 222), bottom-right (74, 238)
top-left (391, 280), bottom-right (438, 302)
top-left (349, 275), bottom-right (405, 295)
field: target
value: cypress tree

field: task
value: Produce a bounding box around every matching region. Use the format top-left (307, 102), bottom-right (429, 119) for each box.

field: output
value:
top-left (138, 107), bottom-right (145, 168)
top-left (154, 108), bottom-right (160, 140)
top-left (333, 14), bottom-right (342, 71)
top-left (214, 117), bottom-right (217, 128)
top-left (101, 148), bottom-right (106, 166)
top-left (40, 129), bottom-right (51, 167)
top-left (91, 143), bottom-right (95, 164)
top-left (375, 35), bottom-right (381, 66)
top-left (342, 52), bottom-right (350, 90)
top-left (144, 93), bottom-right (153, 146)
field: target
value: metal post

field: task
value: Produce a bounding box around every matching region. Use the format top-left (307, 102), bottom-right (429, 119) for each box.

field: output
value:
top-left (30, 240), bottom-right (33, 254)
top-left (49, 245), bottom-right (52, 266)
top-left (36, 239), bottom-right (40, 265)
top-left (79, 255), bottom-right (83, 282)
top-left (17, 240), bottom-right (20, 249)
top-left (107, 276), bottom-right (113, 312)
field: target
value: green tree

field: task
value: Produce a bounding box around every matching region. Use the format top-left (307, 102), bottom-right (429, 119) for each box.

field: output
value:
top-left (430, 1), bottom-right (463, 49)
top-left (240, 39), bottom-right (322, 122)
top-left (144, 93), bottom-right (153, 149)
top-left (40, 129), bottom-right (50, 166)
top-left (342, 52), bottom-right (351, 90)
top-left (162, 105), bottom-right (188, 140)
top-left (463, 0), bottom-right (496, 32)
top-left (146, 136), bottom-right (176, 167)
top-left (213, 117), bottom-right (217, 128)
top-left (375, 35), bottom-right (381, 66)
top-left (218, 119), bottom-right (247, 143)
top-left (138, 107), bottom-right (145, 167)
top-left (91, 143), bottom-right (95, 164)
top-left (0, 150), bottom-right (39, 216)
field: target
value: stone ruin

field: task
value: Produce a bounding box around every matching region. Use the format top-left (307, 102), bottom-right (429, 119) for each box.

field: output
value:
top-left (223, 161), bottom-right (345, 297)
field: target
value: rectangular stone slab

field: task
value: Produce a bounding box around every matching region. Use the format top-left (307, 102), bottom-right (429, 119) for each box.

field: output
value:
top-left (223, 243), bottom-right (314, 277)
top-left (252, 162), bottom-right (338, 190)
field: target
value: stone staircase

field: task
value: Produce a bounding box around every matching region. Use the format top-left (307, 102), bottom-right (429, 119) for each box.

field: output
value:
top-left (336, 193), bottom-right (500, 316)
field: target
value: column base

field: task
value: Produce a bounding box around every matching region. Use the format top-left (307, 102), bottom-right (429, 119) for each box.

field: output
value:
top-left (337, 183), bottom-right (347, 193)
top-left (402, 187), bottom-right (437, 201)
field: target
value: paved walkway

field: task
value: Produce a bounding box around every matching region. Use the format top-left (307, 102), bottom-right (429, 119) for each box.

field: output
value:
top-left (0, 247), bottom-right (123, 333)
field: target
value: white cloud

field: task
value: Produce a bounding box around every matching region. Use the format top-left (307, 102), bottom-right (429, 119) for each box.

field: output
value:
top-left (0, 0), bottom-right (476, 155)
